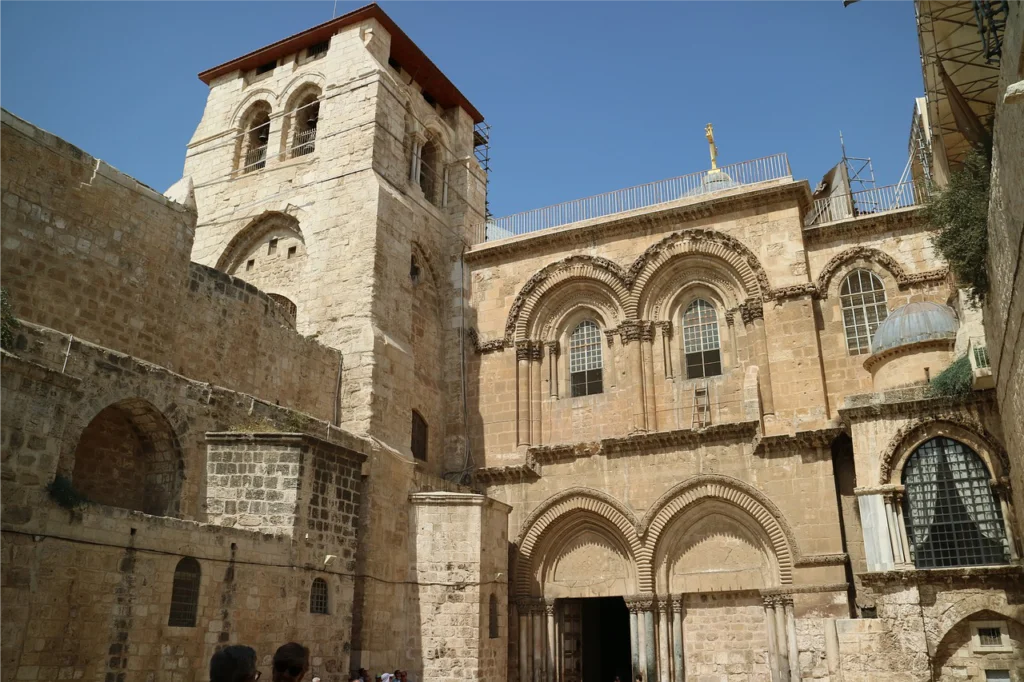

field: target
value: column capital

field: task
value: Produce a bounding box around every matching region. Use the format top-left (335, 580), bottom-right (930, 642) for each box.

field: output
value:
top-left (545, 340), bottom-right (560, 357)
top-left (655, 320), bottom-right (673, 339)
top-left (544, 598), bottom-right (556, 615)
top-left (624, 592), bottom-right (656, 611)
top-left (761, 594), bottom-right (778, 608)
top-left (671, 595), bottom-right (684, 613)
top-left (515, 340), bottom-right (544, 362)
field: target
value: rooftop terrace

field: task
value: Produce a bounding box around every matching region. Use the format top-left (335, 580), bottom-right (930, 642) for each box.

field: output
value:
top-left (474, 153), bottom-right (928, 244)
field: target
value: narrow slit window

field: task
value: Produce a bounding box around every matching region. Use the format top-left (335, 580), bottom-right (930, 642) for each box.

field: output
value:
top-left (287, 246), bottom-right (297, 259)
top-left (268, 238), bottom-right (278, 255)
top-left (246, 259), bottom-right (255, 271)
top-left (569, 320), bottom-right (603, 397)
top-left (840, 270), bottom-right (888, 355)
top-left (168, 557), bottom-right (201, 627)
top-left (489, 594), bottom-right (499, 639)
top-left (682, 299), bottom-right (721, 379)
top-left (411, 410), bottom-right (428, 461)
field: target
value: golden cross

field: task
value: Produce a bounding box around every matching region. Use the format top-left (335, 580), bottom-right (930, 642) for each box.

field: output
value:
top-left (705, 123), bottom-right (719, 170)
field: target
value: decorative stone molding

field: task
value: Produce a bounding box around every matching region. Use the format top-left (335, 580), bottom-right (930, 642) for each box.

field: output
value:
top-left (530, 441), bottom-right (602, 466)
top-left (623, 593), bottom-right (655, 611)
top-left (858, 564), bottom-right (1023, 587)
top-left (604, 328), bottom-right (617, 346)
top-left (545, 340), bottom-right (560, 357)
top-left (760, 582), bottom-right (850, 596)
top-left (769, 283), bottom-right (817, 302)
top-left (815, 246), bottom-right (949, 298)
top-left (793, 553), bottom-right (848, 567)
top-left (752, 426), bottom-right (846, 456)
top-left (655, 320), bottom-right (672, 338)
top-left (474, 456), bottom-right (540, 485)
top-left (513, 487), bottom-right (643, 596)
top-left (839, 384), bottom-right (995, 420)
top-left (515, 340), bottom-right (543, 362)
top-left (878, 414), bottom-right (1010, 484)
top-left (738, 299), bottom-right (764, 325)
top-left (467, 327), bottom-right (507, 354)
top-left (670, 595), bottom-right (684, 613)
top-left (639, 474), bottom-right (798, 585)
top-left (599, 421), bottom-right (760, 457)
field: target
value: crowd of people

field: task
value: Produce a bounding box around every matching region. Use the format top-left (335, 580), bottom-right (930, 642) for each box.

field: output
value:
top-left (209, 642), bottom-right (412, 682)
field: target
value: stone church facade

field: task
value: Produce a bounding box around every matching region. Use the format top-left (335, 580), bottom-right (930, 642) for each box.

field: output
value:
top-left (1, 3), bottom-right (1021, 682)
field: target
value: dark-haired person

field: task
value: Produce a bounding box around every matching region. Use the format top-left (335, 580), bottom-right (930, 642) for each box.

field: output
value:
top-left (272, 642), bottom-right (310, 682)
top-left (210, 645), bottom-right (260, 682)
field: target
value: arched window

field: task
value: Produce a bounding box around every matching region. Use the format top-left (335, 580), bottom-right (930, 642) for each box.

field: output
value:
top-left (419, 138), bottom-right (440, 204)
top-left (289, 92), bottom-right (320, 158)
top-left (240, 103), bottom-right (272, 173)
top-left (840, 270), bottom-right (888, 355)
top-left (411, 410), bottom-right (428, 461)
top-left (901, 437), bottom-right (1009, 568)
top-left (310, 577), bottom-right (329, 614)
top-left (682, 299), bottom-right (722, 379)
top-left (267, 293), bottom-right (297, 328)
top-left (489, 594), bottom-right (499, 639)
top-left (569, 320), bottom-right (604, 397)
top-left (168, 557), bottom-right (201, 627)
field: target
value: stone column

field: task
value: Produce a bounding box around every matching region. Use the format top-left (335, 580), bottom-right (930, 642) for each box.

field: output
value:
top-left (657, 597), bottom-right (670, 682)
top-left (743, 303), bottom-right (775, 414)
top-left (824, 618), bottom-right (840, 681)
top-left (782, 597), bottom-right (799, 682)
top-left (533, 600), bottom-right (545, 682)
top-left (641, 322), bottom-right (658, 432)
top-left (546, 341), bottom-right (560, 398)
top-left (992, 480), bottom-right (1020, 560)
top-left (892, 490), bottom-right (914, 566)
top-left (531, 343), bottom-right (544, 445)
top-left (516, 341), bottom-right (533, 447)
top-left (671, 595), bottom-right (684, 682)
top-left (517, 599), bottom-right (531, 682)
top-left (658, 321), bottom-right (674, 380)
top-left (627, 598), bottom-right (641, 678)
top-left (620, 321), bottom-right (649, 432)
top-left (643, 598), bottom-right (656, 682)
top-left (546, 600), bottom-right (557, 682)
top-left (882, 492), bottom-right (905, 566)
top-left (762, 596), bottom-right (782, 682)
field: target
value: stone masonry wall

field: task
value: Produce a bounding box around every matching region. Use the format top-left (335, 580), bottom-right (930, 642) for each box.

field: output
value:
top-left (985, 1), bottom-right (1024, 534)
top-left (0, 111), bottom-right (344, 424)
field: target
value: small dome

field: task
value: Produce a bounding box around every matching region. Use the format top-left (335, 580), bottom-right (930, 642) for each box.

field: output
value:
top-left (871, 302), bottom-right (959, 354)
top-left (683, 169), bottom-right (741, 198)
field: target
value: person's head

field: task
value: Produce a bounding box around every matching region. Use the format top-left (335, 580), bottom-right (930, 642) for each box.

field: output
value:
top-left (635, 675), bottom-right (643, 682)
top-left (358, 669), bottom-right (369, 679)
top-left (210, 645), bottom-right (259, 682)
top-left (272, 643), bottom-right (309, 682)
top-left (350, 676), bottom-right (361, 682)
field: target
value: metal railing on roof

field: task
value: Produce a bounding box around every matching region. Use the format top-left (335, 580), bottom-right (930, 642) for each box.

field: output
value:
top-left (477, 153), bottom-right (792, 243)
top-left (804, 182), bottom-right (927, 228)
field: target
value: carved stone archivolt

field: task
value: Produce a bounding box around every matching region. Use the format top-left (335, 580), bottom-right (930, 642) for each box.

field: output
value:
top-left (878, 414), bottom-right (1010, 484)
top-left (511, 474), bottom-right (811, 597)
top-left (815, 246), bottom-right (949, 298)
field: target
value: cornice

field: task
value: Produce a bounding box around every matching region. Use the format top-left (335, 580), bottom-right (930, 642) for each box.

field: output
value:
top-left (858, 564), bottom-right (1023, 587)
top-left (465, 181), bottom-right (812, 264)
top-left (839, 386), bottom-right (996, 421)
top-left (760, 581), bottom-right (849, 595)
top-left (473, 456), bottom-right (541, 486)
top-left (793, 553), bottom-right (848, 568)
top-left (752, 426), bottom-right (846, 455)
top-left (861, 336), bottom-right (956, 372)
top-left (802, 205), bottom-right (926, 244)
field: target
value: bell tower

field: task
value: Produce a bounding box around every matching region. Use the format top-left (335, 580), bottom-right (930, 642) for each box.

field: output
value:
top-left (181, 4), bottom-right (487, 474)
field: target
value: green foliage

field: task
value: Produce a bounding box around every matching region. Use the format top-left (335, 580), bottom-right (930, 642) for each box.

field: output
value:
top-left (47, 474), bottom-right (91, 510)
top-left (925, 148), bottom-right (991, 300)
top-left (1, 287), bottom-right (19, 351)
top-left (929, 354), bottom-right (973, 402)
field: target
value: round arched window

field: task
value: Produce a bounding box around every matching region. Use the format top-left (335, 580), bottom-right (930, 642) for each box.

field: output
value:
top-left (840, 270), bottom-right (888, 355)
top-left (569, 320), bottom-right (604, 397)
top-left (901, 437), bottom-right (1009, 568)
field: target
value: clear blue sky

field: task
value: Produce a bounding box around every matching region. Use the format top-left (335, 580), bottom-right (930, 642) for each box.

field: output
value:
top-left (1, 1), bottom-right (923, 218)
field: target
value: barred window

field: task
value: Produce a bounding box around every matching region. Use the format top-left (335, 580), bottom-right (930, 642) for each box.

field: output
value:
top-left (310, 578), bottom-right (329, 615)
top-left (901, 437), bottom-right (1009, 569)
top-left (683, 299), bottom-right (721, 379)
top-left (411, 410), bottom-right (428, 461)
top-left (569, 320), bottom-right (603, 397)
top-left (168, 557), bottom-right (201, 627)
top-left (840, 270), bottom-right (888, 355)
top-left (489, 594), bottom-right (499, 639)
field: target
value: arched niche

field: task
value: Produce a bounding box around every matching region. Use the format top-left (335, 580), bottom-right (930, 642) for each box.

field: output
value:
top-left (535, 515), bottom-right (637, 598)
top-left (71, 398), bottom-right (183, 517)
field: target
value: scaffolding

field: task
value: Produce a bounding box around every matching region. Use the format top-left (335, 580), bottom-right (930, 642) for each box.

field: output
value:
top-left (473, 121), bottom-right (492, 220)
top-left (915, 0), bottom-right (1006, 177)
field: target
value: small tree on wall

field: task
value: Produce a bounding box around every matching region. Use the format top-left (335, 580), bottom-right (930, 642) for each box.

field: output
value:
top-left (1, 287), bottom-right (19, 351)
top-left (925, 147), bottom-right (992, 301)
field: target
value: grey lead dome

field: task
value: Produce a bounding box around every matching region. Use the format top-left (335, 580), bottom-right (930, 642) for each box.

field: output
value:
top-left (871, 301), bottom-right (959, 354)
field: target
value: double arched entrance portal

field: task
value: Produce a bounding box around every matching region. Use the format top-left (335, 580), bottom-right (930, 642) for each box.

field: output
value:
top-left (512, 478), bottom-right (801, 682)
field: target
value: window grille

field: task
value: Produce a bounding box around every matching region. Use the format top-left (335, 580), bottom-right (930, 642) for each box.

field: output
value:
top-left (974, 345), bottom-right (991, 369)
top-left (488, 594), bottom-right (499, 639)
top-left (840, 270), bottom-right (888, 355)
top-left (310, 578), bottom-right (329, 614)
top-left (307, 41), bottom-right (329, 60)
top-left (291, 99), bottom-right (319, 158)
top-left (243, 116), bottom-right (270, 173)
top-left (977, 627), bottom-right (1002, 646)
top-left (985, 671), bottom-right (1010, 682)
top-left (569, 320), bottom-right (603, 397)
top-left (411, 410), bottom-right (428, 461)
top-left (901, 437), bottom-right (1009, 569)
top-left (168, 557), bottom-right (201, 627)
top-left (683, 299), bottom-right (722, 379)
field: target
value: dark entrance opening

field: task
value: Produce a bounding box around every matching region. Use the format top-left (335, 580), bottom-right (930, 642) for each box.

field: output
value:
top-left (569, 597), bottom-right (631, 682)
